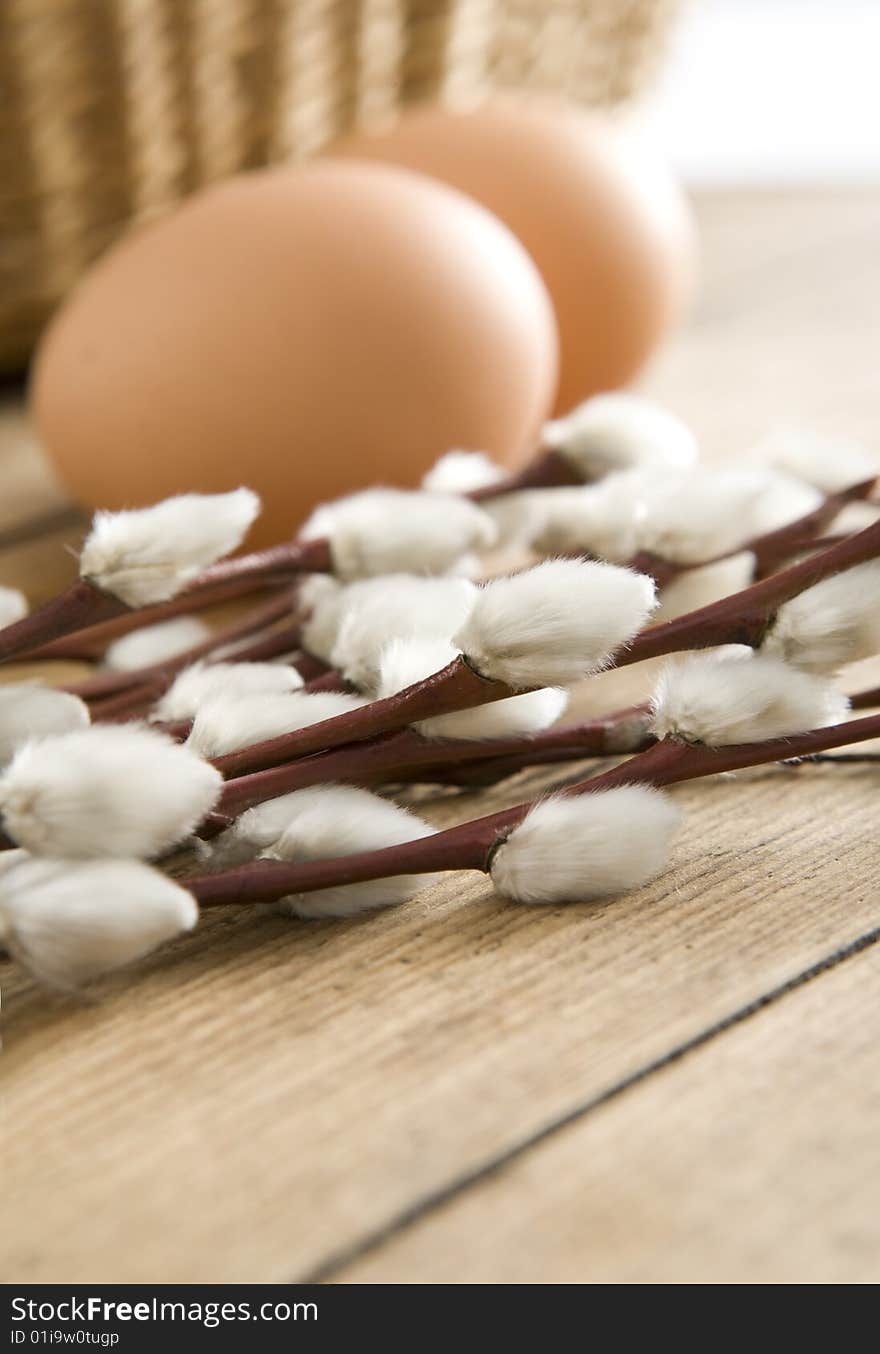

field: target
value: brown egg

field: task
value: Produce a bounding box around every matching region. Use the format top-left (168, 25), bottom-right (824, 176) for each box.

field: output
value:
top-left (32, 161), bottom-right (558, 546)
top-left (327, 99), bottom-right (696, 413)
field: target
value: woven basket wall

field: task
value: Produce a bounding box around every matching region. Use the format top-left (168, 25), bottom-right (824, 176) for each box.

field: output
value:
top-left (0, 0), bottom-right (681, 373)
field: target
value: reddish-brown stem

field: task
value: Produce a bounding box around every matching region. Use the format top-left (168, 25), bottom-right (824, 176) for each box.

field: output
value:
top-left (749, 477), bottom-right (876, 577)
top-left (202, 515), bottom-right (880, 779)
top-left (189, 709), bottom-right (880, 908)
top-left (91, 626), bottom-right (318, 724)
top-left (69, 593), bottom-right (295, 702)
top-left (625, 478), bottom-right (878, 590)
top-left (403, 714), bottom-right (649, 790)
top-left (0, 579), bottom-right (129, 664)
top-left (87, 682), bottom-right (166, 722)
top-left (303, 670), bottom-right (353, 693)
top-left (206, 705), bottom-right (651, 828)
top-left (243, 636), bottom-right (315, 674)
top-left (181, 536), bottom-right (333, 595)
top-left (850, 685), bottom-right (880, 710)
top-left (575, 711), bottom-right (880, 792)
top-left (195, 515), bottom-right (880, 781)
top-left (0, 538), bottom-right (331, 667)
top-left (620, 514), bottom-right (880, 666)
top-left (212, 657), bottom-right (513, 777)
top-left (466, 448), bottom-right (579, 502)
top-left (25, 576), bottom-right (290, 661)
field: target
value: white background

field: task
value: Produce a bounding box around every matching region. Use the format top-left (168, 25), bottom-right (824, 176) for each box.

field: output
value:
top-left (637, 0), bottom-right (880, 185)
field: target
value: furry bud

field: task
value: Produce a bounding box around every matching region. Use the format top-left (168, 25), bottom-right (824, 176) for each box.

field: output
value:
top-left (153, 660), bottom-right (304, 723)
top-left (0, 855), bottom-right (197, 987)
top-left (531, 479), bottom-right (643, 563)
top-left (543, 393), bottom-right (698, 480)
top-left (80, 489), bottom-right (260, 606)
top-left (651, 647), bottom-right (849, 746)
top-left (491, 786), bottom-right (681, 904)
top-left (755, 427), bottom-right (880, 494)
top-left (654, 553), bottom-right (756, 622)
top-left (299, 489), bottom-right (498, 580)
top-left (0, 684), bottom-right (90, 764)
top-left (452, 559), bottom-right (657, 689)
top-left (186, 690), bottom-right (366, 758)
top-left (104, 616), bottom-right (211, 671)
top-left (421, 449), bottom-right (506, 494)
top-left (0, 724), bottom-right (222, 857)
top-left (331, 575), bottom-right (477, 693)
top-left (298, 574), bottom-right (346, 661)
top-left (0, 586), bottom-right (28, 627)
top-left (262, 785), bottom-right (437, 918)
top-left (762, 560), bottom-right (880, 674)
top-left (378, 635), bottom-right (569, 739)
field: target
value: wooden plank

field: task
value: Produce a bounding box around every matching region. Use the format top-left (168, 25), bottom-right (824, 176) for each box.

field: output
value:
top-left (333, 943), bottom-right (880, 1283)
top-left (3, 761), bottom-right (879, 1282)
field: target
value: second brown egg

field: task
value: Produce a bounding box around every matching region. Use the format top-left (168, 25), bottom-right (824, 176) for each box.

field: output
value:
top-left (328, 99), bottom-right (696, 413)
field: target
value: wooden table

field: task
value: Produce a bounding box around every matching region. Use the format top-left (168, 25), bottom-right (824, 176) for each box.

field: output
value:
top-left (3, 191), bottom-right (879, 1284)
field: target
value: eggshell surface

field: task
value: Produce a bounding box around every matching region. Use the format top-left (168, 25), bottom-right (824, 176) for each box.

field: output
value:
top-left (328, 100), bottom-right (695, 412)
top-left (32, 161), bottom-right (558, 545)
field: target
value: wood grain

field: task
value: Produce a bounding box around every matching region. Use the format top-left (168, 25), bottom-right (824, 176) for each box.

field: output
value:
top-left (334, 942), bottom-right (880, 1283)
top-left (2, 190), bottom-right (879, 1284)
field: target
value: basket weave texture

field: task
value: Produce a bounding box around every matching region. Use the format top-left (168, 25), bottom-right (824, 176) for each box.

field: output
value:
top-left (1, 0), bottom-right (680, 372)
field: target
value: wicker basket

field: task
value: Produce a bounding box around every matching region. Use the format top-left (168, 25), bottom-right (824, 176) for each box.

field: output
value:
top-left (0, 0), bottom-right (680, 373)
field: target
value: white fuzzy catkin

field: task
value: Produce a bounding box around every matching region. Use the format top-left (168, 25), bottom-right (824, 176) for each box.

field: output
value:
top-left (331, 575), bottom-right (477, 693)
top-left (299, 488), bottom-right (498, 580)
top-left (651, 647), bottom-right (849, 746)
top-left (742, 468), bottom-right (823, 534)
top-left (199, 793), bottom-right (319, 869)
top-left (259, 785), bottom-right (438, 918)
top-left (654, 552), bottom-right (756, 622)
top-left (421, 686), bottom-right (570, 741)
top-left (79, 489), bottom-right (261, 606)
top-left (0, 586), bottom-right (28, 627)
top-left (186, 690), bottom-right (366, 758)
top-left (103, 615), bottom-right (212, 670)
top-left (490, 786), bottom-right (681, 905)
top-left (452, 558), bottom-right (658, 690)
top-left (421, 449), bottom-right (506, 493)
top-left (377, 635), bottom-right (569, 739)
top-left (635, 467), bottom-right (817, 565)
top-left (531, 479), bottom-right (644, 562)
top-left (542, 392), bottom-right (698, 480)
top-left (0, 684), bottom-right (90, 764)
top-left (0, 855), bottom-right (197, 987)
top-left (153, 660), bottom-right (304, 722)
top-left (298, 574), bottom-right (346, 661)
top-left (755, 426), bottom-right (880, 493)
top-left (483, 490), bottom-right (550, 549)
top-left (762, 559), bottom-right (880, 674)
top-left (0, 724), bottom-right (222, 857)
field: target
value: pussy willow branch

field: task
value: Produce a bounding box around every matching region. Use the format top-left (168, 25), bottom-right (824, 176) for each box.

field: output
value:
top-left (625, 477), bottom-right (877, 588)
top-left (0, 537), bottom-right (332, 665)
top-left (467, 446), bottom-right (579, 501)
top-left (187, 710), bottom-right (880, 906)
top-left (199, 704), bottom-right (652, 834)
top-left (621, 512), bottom-right (880, 667)
top-left (68, 592), bottom-right (296, 705)
top-left (24, 576), bottom-right (293, 661)
top-left (91, 633), bottom-right (325, 725)
top-left (201, 513), bottom-right (880, 779)
top-left (850, 685), bottom-right (880, 710)
top-left (210, 658), bottom-right (511, 777)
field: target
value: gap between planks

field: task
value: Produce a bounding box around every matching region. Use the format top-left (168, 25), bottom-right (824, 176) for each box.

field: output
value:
top-left (303, 922), bottom-right (880, 1282)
